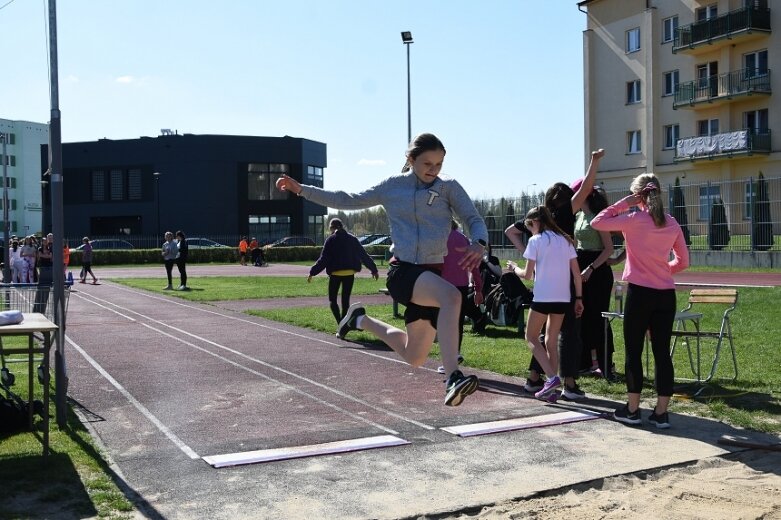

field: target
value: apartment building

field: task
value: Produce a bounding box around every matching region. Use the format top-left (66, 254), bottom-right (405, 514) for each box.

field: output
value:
top-left (578, 0), bottom-right (777, 218)
top-left (0, 118), bottom-right (49, 238)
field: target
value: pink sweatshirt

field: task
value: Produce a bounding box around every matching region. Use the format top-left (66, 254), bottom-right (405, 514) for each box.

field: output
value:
top-left (591, 200), bottom-right (689, 290)
top-left (442, 229), bottom-right (483, 292)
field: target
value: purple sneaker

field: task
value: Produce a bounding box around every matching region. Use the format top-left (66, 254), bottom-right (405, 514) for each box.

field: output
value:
top-left (534, 375), bottom-right (561, 399)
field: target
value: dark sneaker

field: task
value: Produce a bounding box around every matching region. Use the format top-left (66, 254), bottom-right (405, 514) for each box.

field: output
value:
top-left (562, 383), bottom-right (586, 401)
top-left (336, 303), bottom-right (365, 339)
top-left (523, 378), bottom-right (544, 393)
top-left (648, 409), bottom-right (671, 429)
top-left (614, 404), bottom-right (642, 425)
top-left (444, 370), bottom-right (479, 406)
top-left (534, 375), bottom-right (561, 399)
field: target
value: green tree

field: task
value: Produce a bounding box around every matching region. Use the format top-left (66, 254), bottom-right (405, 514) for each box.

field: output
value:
top-left (708, 198), bottom-right (730, 251)
top-left (671, 177), bottom-right (691, 245)
top-left (751, 172), bottom-right (773, 251)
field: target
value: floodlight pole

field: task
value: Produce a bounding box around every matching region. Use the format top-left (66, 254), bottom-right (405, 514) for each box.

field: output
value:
top-left (1, 133), bottom-right (8, 284)
top-left (401, 31), bottom-right (414, 144)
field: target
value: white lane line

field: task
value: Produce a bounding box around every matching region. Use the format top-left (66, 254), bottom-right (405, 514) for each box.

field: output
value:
top-left (74, 290), bottom-right (435, 431)
top-left (101, 285), bottom-right (418, 368)
top-left (66, 336), bottom-right (200, 460)
top-left (143, 322), bottom-right (402, 435)
top-left (203, 435), bottom-right (410, 468)
top-left (441, 410), bottom-right (602, 437)
top-left (69, 291), bottom-right (137, 321)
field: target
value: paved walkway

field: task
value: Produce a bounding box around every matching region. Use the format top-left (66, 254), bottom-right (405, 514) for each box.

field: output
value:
top-left (59, 265), bottom-right (780, 519)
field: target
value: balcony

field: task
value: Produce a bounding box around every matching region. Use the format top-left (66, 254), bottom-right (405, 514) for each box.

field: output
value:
top-left (674, 68), bottom-right (771, 109)
top-left (673, 6), bottom-right (771, 54)
top-left (675, 129), bottom-right (771, 162)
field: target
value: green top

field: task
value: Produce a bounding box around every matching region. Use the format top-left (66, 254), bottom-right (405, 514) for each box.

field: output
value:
top-left (574, 210), bottom-right (604, 251)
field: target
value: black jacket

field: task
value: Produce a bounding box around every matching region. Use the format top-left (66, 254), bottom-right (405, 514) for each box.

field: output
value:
top-left (310, 230), bottom-right (378, 276)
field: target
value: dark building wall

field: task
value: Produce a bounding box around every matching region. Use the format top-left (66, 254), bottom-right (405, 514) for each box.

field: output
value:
top-left (46, 134), bottom-right (327, 243)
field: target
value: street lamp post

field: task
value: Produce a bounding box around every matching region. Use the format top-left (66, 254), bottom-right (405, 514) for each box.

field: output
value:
top-left (524, 183), bottom-right (537, 214)
top-left (153, 172), bottom-right (161, 240)
top-left (401, 31), bottom-right (413, 144)
top-left (1, 132), bottom-right (8, 283)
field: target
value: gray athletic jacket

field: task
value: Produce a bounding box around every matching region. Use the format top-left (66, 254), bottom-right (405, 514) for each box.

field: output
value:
top-left (299, 173), bottom-right (488, 265)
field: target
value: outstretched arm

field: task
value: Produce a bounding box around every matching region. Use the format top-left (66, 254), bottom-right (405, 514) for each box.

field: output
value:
top-left (505, 224), bottom-right (526, 255)
top-left (571, 149), bottom-right (605, 213)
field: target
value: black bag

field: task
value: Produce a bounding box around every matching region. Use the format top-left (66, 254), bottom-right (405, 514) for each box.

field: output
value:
top-left (484, 273), bottom-right (533, 327)
top-left (0, 397), bottom-right (28, 432)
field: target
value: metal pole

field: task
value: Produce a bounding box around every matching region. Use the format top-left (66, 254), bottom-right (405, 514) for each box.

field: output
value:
top-left (1, 133), bottom-right (8, 283)
top-left (47, 0), bottom-right (68, 427)
top-left (406, 42), bottom-right (412, 144)
top-left (154, 172), bottom-right (161, 238)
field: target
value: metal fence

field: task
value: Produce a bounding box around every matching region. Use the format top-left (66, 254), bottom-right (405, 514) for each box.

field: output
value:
top-left (473, 175), bottom-right (781, 252)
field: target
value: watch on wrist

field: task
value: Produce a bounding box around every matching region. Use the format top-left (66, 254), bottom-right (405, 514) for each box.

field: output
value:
top-left (477, 239), bottom-right (487, 247)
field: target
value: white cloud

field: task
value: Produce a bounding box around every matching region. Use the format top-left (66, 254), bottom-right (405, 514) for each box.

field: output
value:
top-left (115, 75), bottom-right (136, 84)
top-left (357, 159), bottom-right (386, 167)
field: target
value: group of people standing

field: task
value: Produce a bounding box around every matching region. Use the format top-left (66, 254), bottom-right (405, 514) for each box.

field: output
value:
top-left (6, 234), bottom-right (62, 284)
top-left (162, 230), bottom-right (188, 291)
top-left (238, 236), bottom-right (266, 267)
top-left (277, 133), bottom-right (689, 428)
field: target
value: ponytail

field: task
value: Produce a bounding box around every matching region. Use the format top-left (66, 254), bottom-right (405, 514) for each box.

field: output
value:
top-left (630, 174), bottom-right (666, 227)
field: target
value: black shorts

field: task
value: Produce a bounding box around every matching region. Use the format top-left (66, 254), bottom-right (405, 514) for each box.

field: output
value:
top-left (386, 260), bottom-right (441, 326)
top-left (530, 301), bottom-right (570, 315)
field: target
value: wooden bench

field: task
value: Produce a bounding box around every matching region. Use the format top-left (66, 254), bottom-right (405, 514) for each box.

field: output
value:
top-left (670, 288), bottom-right (739, 384)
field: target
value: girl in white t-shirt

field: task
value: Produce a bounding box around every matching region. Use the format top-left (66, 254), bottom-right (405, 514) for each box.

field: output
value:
top-left (507, 206), bottom-right (583, 400)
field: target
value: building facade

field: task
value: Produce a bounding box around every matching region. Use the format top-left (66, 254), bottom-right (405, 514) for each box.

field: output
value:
top-left (578, 0), bottom-right (777, 221)
top-left (47, 133), bottom-right (328, 245)
top-left (0, 118), bottom-right (50, 238)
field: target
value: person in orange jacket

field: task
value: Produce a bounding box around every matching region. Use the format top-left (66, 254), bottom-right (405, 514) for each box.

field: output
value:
top-left (238, 237), bottom-right (248, 266)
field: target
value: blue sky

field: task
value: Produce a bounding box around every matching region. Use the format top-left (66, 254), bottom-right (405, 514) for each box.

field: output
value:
top-left (2, 1), bottom-right (587, 199)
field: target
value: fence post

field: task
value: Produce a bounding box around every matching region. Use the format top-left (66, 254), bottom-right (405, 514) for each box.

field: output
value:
top-left (749, 176), bottom-right (755, 250)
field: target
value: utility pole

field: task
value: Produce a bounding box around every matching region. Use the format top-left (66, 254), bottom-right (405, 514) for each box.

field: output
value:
top-left (1, 132), bottom-right (8, 283)
top-left (47, 0), bottom-right (68, 427)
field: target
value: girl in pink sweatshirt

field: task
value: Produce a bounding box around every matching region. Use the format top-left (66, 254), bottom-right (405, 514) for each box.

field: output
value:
top-left (591, 173), bottom-right (689, 429)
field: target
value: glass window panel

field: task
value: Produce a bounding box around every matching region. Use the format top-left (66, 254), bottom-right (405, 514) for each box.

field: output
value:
top-left (92, 171), bottom-right (105, 201)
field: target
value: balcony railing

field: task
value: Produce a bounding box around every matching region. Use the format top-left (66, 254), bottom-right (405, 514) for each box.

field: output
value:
top-left (675, 128), bottom-right (771, 161)
top-left (674, 68), bottom-right (771, 108)
top-left (673, 6), bottom-right (771, 52)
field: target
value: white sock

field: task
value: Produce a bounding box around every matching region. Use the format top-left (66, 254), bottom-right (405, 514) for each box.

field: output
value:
top-left (354, 315), bottom-right (364, 330)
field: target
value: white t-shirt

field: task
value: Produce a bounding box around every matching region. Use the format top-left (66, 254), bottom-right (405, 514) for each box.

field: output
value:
top-left (523, 230), bottom-right (576, 303)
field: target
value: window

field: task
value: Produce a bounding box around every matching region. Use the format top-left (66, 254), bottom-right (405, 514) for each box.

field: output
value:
top-left (744, 180), bottom-right (756, 220)
top-left (0, 133), bottom-right (15, 145)
top-left (91, 170), bottom-right (105, 201)
top-left (627, 80), bottom-right (641, 103)
top-left (697, 119), bottom-right (719, 137)
top-left (626, 28), bottom-right (640, 52)
top-left (0, 221), bottom-right (18, 233)
top-left (307, 166), bottom-right (323, 185)
top-left (1, 177), bottom-right (16, 189)
top-left (248, 163), bottom-right (289, 201)
top-left (744, 109), bottom-right (769, 132)
top-left (307, 215), bottom-right (325, 243)
top-left (744, 50), bottom-right (768, 77)
top-left (1, 155), bottom-right (16, 167)
top-left (699, 185), bottom-right (721, 220)
top-left (0, 199), bottom-right (17, 211)
top-left (127, 169), bottom-right (142, 200)
top-left (663, 70), bottom-right (679, 96)
top-left (248, 214), bottom-right (290, 242)
top-left (745, 0), bottom-right (768, 9)
top-left (663, 16), bottom-right (678, 43)
top-left (110, 169), bottom-right (125, 201)
top-left (696, 4), bottom-right (717, 21)
top-left (664, 124), bottom-right (680, 149)
top-left (627, 130), bottom-right (641, 154)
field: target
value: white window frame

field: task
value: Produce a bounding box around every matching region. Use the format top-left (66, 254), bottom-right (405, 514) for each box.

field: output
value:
top-left (743, 108), bottom-right (769, 132)
top-left (663, 124), bottom-right (680, 150)
top-left (626, 80), bottom-right (642, 104)
top-left (696, 4), bottom-right (718, 22)
top-left (744, 180), bottom-right (755, 220)
top-left (626, 28), bottom-right (640, 53)
top-left (743, 49), bottom-right (768, 77)
top-left (627, 130), bottom-right (642, 154)
top-left (663, 16), bottom-right (679, 43)
top-left (663, 70), bottom-right (679, 96)
top-left (698, 185), bottom-right (721, 220)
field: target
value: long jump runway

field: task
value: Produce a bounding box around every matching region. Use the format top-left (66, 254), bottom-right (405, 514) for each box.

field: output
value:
top-left (61, 282), bottom-right (754, 520)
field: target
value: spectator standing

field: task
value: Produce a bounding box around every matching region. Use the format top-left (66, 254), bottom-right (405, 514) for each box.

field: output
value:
top-left (175, 230), bottom-right (189, 291)
top-left (308, 218), bottom-right (379, 325)
top-left (63, 239), bottom-right (71, 277)
top-left (438, 219), bottom-right (484, 373)
top-left (161, 231), bottom-right (178, 290)
top-left (238, 237), bottom-right (249, 266)
top-left (276, 133), bottom-right (488, 407)
top-left (20, 236), bottom-right (37, 283)
top-left (591, 173), bottom-right (689, 428)
top-left (505, 148), bottom-right (604, 400)
top-left (79, 237), bottom-right (98, 284)
top-left (10, 239), bottom-right (23, 283)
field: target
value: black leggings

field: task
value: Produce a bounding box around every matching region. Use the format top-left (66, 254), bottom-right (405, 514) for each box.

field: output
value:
top-left (164, 259), bottom-right (176, 285)
top-left (176, 258), bottom-right (187, 286)
top-left (328, 274), bottom-right (355, 323)
top-left (623, 283), bottom-right (676, 396)
top-left (455, 286), bottom-right (484, 352)
top-left (577, 250), bottom-right (614, 371)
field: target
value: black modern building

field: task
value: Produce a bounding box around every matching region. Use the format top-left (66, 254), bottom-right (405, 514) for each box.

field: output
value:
top-left (42, 133), bottom-right (328, 245)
